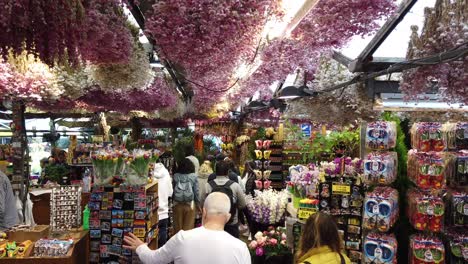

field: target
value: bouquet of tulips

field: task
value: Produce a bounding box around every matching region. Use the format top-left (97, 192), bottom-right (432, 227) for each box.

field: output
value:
top-left (91, 149), bottom-right (123, 186)
top-left (126, 149), bottom-right (159, 185)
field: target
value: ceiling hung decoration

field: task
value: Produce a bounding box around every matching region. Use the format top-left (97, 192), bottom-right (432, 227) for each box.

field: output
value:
top-left (89, 27), bottom-right (155, 93)
top-left (145, 0), bottom-right (283, 111)
top-left (230, 0), bottom-right (397, 104)
top-left (0, 51), bottom-right (58, 101)
top-left (78, 72), bottom-right (178, 113)
top-left (0, 0), bottom-right (132, 66)
top-left (401, 0), bottom-right (468, 104)
top-left (283, 57), bottom-right (377, 126)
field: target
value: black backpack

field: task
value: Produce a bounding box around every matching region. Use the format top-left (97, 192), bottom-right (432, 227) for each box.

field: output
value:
top-left (208, 180), bottom-right (237, 224)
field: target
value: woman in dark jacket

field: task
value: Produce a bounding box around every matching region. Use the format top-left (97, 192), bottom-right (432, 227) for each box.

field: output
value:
top-left (243, 161), bottom-right (257, 197)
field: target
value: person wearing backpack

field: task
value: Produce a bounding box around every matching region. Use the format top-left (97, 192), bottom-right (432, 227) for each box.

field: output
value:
top-left (202, 160), bottom-right (246, 238)
top-left (173, 158), bottom-right (200, 233)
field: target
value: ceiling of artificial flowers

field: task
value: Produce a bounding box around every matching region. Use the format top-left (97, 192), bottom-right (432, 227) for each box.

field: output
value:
top-left (0, 0), bottom-right (465, 120)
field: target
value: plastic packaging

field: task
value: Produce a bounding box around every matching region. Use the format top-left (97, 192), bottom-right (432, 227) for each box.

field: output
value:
top-left (363, 152), bottom-right (398, 185)
top-left (446, 191), bottom-right (467, 227)
top-left (83, 205), bottom-right (90, 230)
top-left (408, 189), bottom-right (444, 232)
top-left (443, 122), bottom-right (468, 151)
top-left (411, 122), bottom-right (445, 152)
top-left (33, 238), bottom-right (74, 257)
top-left (362, 187), bottom-right (399, 232)
top-left (363, 233), bottom-right (398, 264)
top-left (409, 235), bottom-right (445, 264)
top-left (407, 151), bottom-right (451, 190)
top-left (449, 151), bottom-right (468, 187)
top-left (365, 121), bottom-right (397, 150)
top-left (24, 193), bottom-right (35, 227)
top-left (445, 228), bottom-right (467, 264)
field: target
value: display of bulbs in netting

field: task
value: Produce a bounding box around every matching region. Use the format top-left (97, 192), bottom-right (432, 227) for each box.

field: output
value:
top-left (365, 121), bottom-right (397, 150)
top-left (408, 189), bottom-right (444, 233)
top-left (362, 187), bottom-right (399, 233)
top-left (407, 151), bottom-right (454, 190)
top-left (363, 152), bottom-right (398, 185)
top-left (363, 233), bottom-right (398, 264)
top-left (409, 235), bottom-right (445, 264)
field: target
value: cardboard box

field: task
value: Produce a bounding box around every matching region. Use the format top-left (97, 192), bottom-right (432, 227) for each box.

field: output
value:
top-left (6, 225), bottom-right (50, 242)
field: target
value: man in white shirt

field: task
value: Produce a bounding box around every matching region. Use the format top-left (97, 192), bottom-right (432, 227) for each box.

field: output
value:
top-left (153, 162), bottom-right (173, 247)
top-left (124, 192), bottom-right (251, 264)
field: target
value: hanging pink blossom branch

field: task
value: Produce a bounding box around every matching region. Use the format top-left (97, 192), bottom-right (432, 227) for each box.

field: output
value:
top-left (401, 1), bottom-right (467, 104)
top-left (232, 0), bottom-right (396, 104)
top-left (79, 74), bottom-right (178, 113)
top-left (0, 0), bottom-right (132, 66)
top-left (146, 0), bottom-right (282, 111)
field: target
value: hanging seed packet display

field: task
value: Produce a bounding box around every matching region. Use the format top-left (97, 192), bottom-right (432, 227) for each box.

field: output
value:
top-left (363, 233), bottom-right (397, 264)
top-left (362, 187), bottom-right (399, 233)
top-left (409, 235), bottom-right (445, 264)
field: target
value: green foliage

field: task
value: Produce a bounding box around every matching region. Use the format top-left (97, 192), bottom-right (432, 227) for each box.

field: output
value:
top-left (381, 111), bottom-right (411, 263)
top-left (173, 136), bottom-right (194, 165)
top-left (203, 138), bottom-right (217, 157)
top-left (44, 164), bottom-right (69, 183)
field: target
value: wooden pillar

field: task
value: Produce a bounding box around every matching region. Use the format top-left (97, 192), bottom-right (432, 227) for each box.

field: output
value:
top-left (131, 117), bottom-right (142, 143)
top-left (10, 101), bottom-right (29, 222)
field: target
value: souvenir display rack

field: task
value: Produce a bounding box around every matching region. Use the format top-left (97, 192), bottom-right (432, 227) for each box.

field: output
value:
top-left (88, 182), bottom-right (158, 263)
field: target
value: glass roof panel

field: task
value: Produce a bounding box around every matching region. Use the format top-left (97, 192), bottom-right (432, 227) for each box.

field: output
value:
top-left (340, 0), bottom-right (437, 59)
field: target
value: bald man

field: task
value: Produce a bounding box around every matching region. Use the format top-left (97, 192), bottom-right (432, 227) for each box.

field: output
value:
top-left (124, 192), bottom-right (251, 264)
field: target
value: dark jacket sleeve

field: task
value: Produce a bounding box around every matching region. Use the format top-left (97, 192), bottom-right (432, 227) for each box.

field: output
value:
top-left (207, 173), bottom-right (216, 182)
top-left (245, 173), bottom-right (255, 196)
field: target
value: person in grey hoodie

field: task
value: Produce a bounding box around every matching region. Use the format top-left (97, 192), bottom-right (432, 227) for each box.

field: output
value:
top-left (153, 163), bottom-right (173, 247)
top-left (0, 170), bottom-right (19, 230)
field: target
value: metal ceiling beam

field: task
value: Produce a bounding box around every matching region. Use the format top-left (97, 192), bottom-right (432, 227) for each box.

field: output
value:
top-left (349, 0), bottom-right (419, 72)
top-left (332, 51), bottom-right (352, 67)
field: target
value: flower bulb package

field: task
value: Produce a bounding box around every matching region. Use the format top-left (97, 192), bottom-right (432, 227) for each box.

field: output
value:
top-left (445, 228), bottom-right (468, 264)
top-left (409, 235), bottom-right (445, 264)
top-left (363, 233), bottom-right (398, 264)
top-left (411, 123), bottom-right (445, 152)
top-left (365, 121), bottom-right (397, 150)
top-left (449, 151), bottom-right (468, 187)
top-left (363, 187), bottom-right (399, 232)
top-left (408, 189), bottom-right (444, 232)
top-left (443, 122), bottom-right (468, 151)
top-left (407, 151), bottom-right (452, 190)
top-left (446, 191), bottom-right (468, 227)
top-left (363, 152), bottom-right (398, 185)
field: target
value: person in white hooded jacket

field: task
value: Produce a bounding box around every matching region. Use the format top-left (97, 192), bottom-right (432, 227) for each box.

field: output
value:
top-left (153, 163), bottom-right (173, 247)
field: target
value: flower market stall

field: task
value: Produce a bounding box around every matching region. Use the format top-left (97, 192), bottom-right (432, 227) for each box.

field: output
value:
top-left (0, 0), bottom-right (467, 263)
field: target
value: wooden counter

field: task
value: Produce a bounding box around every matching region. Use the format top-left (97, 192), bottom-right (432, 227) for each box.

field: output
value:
top-left (1, 230), bottom-right (89, 264)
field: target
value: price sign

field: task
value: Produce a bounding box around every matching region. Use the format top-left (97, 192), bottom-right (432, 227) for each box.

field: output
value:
top-left (332, 182), bottom-right (351, 195)
top-left (298, 207), bottom-right (318, 220)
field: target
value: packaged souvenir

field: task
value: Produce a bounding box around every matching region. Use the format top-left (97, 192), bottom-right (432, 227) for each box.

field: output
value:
top-left (443, 122), bottom-right (468, 151)
top-left (407, 151), bottom-right (450, 190)
top-left (363, 152), bottom-right (398, 185)
top-left (408, 189), bottom-right (444, 233)
top-left (362, 187), bottom-right (399, 232)
top-left (411, 123), bottom-right (445, 152)
top-left (449, 152), bottom-right (468, 187)
top-left (363, 233), bottom-right (397, 264)
top-left (409, 235), bottom-right (444, 264)
top-left (366, 121), bottom-right (397, 150)
top-left (33, 239), bottom-right (73, 257)
top-left (446, 191), bottom-right (467, 227)
top-left (445, 228), bottom-right (467, 264)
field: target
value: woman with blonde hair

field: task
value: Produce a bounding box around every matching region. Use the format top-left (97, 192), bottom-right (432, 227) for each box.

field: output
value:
top-left (297, 212), bottom-right (351, 264)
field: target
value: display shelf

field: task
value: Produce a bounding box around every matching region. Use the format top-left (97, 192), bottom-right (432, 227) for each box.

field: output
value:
top-left (1, 230), bottom-right (89, 264)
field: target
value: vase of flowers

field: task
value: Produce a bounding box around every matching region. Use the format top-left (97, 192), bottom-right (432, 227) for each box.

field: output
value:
top-left (92, 150), bottom-right (118, 186)
top-left (126, 149), bottom-right (158, 185)
top-left (249, 227), bottom-right (292, 264)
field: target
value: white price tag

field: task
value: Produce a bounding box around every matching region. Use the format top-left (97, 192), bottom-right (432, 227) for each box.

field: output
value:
top-left (372, 205), bottom-right (379, 214)
top-left (427, 205), bottom-right (434, 215)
